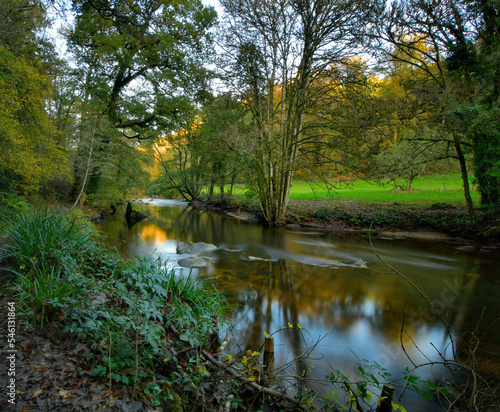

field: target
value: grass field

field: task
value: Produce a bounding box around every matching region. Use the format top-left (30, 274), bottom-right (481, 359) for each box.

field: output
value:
top-left (219, 174), bottom-right (478, 207)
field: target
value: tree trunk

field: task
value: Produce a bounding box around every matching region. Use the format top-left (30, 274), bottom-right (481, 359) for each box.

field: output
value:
top-left (71, 126), bottom-right (95, 209)
top-left (453, 130), bottom-right (476, 222)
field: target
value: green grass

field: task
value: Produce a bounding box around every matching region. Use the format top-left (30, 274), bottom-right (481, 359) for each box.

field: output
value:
top-left (210, 174), bottom-right (479, 207)
top-left (289, 174), bottom-right (479, 206)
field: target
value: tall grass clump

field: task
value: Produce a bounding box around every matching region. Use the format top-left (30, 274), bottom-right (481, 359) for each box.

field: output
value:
top-left (2, 207), bottom-right (97, 275)
top-left (0, 192), bottom-right (30, 232)
top-left (1, 208), bottom-right (96, 326)
top-left (15, 263), bottom-right (81, 328)
top-left (164, 268), bottom-right (227, 346)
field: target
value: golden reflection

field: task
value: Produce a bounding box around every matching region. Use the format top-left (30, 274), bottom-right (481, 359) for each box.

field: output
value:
top-left (139, 224), bottom-right (168, 244)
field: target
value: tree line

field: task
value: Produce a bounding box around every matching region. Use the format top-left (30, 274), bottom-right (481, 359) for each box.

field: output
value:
top-left (1, 0), bottom-right (499, 225)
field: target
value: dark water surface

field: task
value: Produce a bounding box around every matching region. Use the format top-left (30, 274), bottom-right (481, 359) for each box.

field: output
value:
top-left (98, 200), bottom-right (500, 410)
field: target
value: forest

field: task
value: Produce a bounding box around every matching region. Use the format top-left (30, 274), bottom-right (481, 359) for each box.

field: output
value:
top-left (1, 1), bottom-right (500, 411)
top-left (1, 0), bottom-right (499, 227)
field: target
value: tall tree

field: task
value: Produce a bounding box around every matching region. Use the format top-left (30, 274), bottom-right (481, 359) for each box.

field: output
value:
top-left (68, 0), bottom-right (217, 137)
top-left (219, 0), bottom-right (369, 224)
top-left (364, 0), bottom-right (500, 215)
top-left (0, 0), bottom-right (68, 194)
top-left (66, 0), bottom-right (217, 204)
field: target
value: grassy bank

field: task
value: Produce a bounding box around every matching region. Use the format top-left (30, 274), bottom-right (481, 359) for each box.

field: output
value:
top-left (288, 174), bottom-right (479, 206)
top-left (0, 208), bottom-right (229, 410)
top-left (204, 174), bottom-right (499, 238)
top-left (208, 174), bottom-right (479, 207)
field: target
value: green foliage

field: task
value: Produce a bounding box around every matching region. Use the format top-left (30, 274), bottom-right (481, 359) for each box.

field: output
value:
top-left (2, 207), bottom-right (96, 275)
top-left (325, 354), bottom-right (449, 411)
top-left (65, 256), bottom-right (226, 399)
top-left (0, 0), bottom-right (68, 195)
top-left (3, 208), bottom-right (227, 405)
top-left (0, 46), bottom-right (68, 194)
top-left (14, 264), bottom-right (80, 328)
top-left (0, 192), bottom-right (30, 231)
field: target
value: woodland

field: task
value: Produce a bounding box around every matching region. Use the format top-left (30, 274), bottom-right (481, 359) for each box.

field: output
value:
top-left (1, 1), bottom-right (500, 410)
top-left (0, 0), bottom-right (499, 227)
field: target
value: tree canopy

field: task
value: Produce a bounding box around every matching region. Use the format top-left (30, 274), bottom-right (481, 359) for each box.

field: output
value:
top-left (0, 0), bottom-right (498, 221)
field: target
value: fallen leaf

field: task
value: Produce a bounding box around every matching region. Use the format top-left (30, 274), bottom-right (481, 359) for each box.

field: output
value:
top-left (31, 388), bottom-right (46, 398)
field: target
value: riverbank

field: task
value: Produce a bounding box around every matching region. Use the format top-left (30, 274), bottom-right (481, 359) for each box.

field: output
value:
top-left (194, 197), bottom-right (500, 245)
top-left (2, 207), bottom-right (499, 410)
top-left (0, 210), bottom-right (314, 411)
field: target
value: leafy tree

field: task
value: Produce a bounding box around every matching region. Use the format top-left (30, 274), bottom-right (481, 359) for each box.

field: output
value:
top-left (196, 94), bottom-right (246, 199)
top-left (0, 0), bottom-right (68, 195)
top-left (219, 0), bottom-right (371, 224)
top-left (364, 0), bottom-right (499, 217)
top-left (301, 58), bottom-right (388, 183)
top-left (68, 0), bottom-right (217, 137)
top-left (154, 120), bottom-right (207, 201)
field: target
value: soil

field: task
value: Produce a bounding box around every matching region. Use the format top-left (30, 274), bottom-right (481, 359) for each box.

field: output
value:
top-left (195, 198), bottom-right (500, 246)
top-left (0, 290), bottom-right (149, 411)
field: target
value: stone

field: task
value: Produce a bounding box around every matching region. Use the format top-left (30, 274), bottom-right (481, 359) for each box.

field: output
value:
top-left (178, 256), bottom-right (212, 268)
top-left (176, 241), bottom-right (217, 254)
top-left (455, 245), bottom-right (475, 252)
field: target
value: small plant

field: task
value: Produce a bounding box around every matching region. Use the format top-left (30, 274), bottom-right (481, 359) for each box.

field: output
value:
top-left (0, 192), bottom-right (30, 231)
top-left (14, 263), bottom-right (80, 328)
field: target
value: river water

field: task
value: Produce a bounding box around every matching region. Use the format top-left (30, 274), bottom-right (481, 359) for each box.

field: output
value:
top-left (98, 199), bottom-right (500, 410)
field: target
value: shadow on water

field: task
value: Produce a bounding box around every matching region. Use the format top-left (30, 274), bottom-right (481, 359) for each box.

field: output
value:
top-left (98, 200), bottom-right (500, 410)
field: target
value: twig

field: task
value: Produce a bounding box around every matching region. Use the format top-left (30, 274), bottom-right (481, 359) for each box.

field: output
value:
top-left (133, 329), bottom-right (139, 396)
top-left (367, 228), bottom-right (456, 358)
top-left (168, 323), bottom-right (307, 411)
top-left (108, 324), bottom-right (112, 410)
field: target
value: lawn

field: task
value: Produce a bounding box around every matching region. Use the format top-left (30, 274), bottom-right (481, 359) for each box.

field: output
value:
top-left (218, 174), bottom-right (479, 207)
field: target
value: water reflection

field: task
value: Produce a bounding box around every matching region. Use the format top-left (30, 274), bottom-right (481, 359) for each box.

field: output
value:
top-left (98, 200), bottom-right (500, 409)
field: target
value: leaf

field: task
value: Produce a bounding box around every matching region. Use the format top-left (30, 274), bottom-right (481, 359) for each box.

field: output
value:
top-left (31, 388), bottom-right (46, 398)
top-left (370, 374), bottom-right (379, 385)
top-left (59, 389), bottom-right (70, 399)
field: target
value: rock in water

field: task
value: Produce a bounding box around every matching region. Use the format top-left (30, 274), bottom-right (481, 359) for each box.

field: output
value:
top-left (125, 202), bottom-right (147, 227)
top-left (176, 241), bottom-right (217, 254)
top-left (178, 256), bottom-right (212, 268)
top-left (176, 242), bottom-right (191, 254)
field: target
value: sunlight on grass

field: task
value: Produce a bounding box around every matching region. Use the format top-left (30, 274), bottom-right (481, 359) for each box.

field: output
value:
top-left (217, 174), bottom-right (479, 207)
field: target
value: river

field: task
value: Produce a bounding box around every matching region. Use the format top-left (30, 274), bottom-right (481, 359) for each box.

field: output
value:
top-left (98, 199), bottom-right (500, 410)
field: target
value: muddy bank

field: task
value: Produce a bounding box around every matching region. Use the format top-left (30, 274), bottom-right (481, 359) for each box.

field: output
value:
top-left (193, 198), bottom-right (500, 245)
